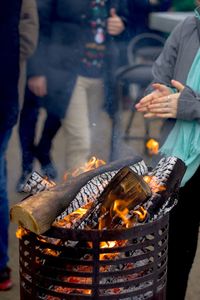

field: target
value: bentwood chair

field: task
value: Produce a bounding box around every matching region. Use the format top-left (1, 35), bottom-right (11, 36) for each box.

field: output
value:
top-left (110, 33), bottom-right (165, 161)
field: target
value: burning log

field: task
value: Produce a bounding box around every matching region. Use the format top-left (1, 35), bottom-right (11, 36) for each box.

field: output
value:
top-left (143, 156), bottom-right (186, 220)
top-left (53, 157), bottom-right (186, 231)
top-left (98, 167), bottom-right (151, 229)
top-left (53, 167), bottom-right (151, 230)
top-left (10, 156), bottom-right (147, 234)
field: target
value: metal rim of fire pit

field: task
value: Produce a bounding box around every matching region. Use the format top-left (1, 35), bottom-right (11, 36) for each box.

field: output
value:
top-left (19, 213), bottom-right (169, 300)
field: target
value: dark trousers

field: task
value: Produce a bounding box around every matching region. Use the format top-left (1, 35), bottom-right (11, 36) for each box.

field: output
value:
top-left (0, 128), bottom-right (12, 271)
top-left (19, 86), bottom-right (61, 173)
top-left (166, 166), bottom-right (200, 300)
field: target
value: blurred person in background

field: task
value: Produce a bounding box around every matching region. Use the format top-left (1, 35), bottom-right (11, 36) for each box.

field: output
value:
top-left (16, 0), bottom-right (130, 191)
top-left (136, 5), bottom-right (200, 299)
top-left (0, 0), bottom-right (22, 290)
top-left (16, 0), bottom-right (39, 193)
top-left (18, 0), bottom-right (39, 107)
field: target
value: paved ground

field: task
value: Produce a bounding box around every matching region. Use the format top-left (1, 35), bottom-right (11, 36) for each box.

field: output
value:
top-left (1, 110), bottom-right (200, 300)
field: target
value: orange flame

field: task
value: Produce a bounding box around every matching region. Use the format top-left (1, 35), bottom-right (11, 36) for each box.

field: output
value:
top-left (63, 156), bottom-right (106, 181)
top-left (143, 175), bottom-right (166, 193)
top-left (16, 226), bottom-right (29, 239)
top-left (54, 202), bottom-right (93, 228)
top-left (146, 138), bottom-right (159, 155)
top-left (113, 200), bottom-right (148, 227)
top-left (113, 199), bottom-right (133, 228)
top-left (132, 206), bottom-right (147, 222)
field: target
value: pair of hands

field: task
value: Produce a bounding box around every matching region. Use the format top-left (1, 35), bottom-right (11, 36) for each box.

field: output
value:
top-left (28, 8), bottom-right (125, 97)
top-left (135, 80), bottom-right (185, 119)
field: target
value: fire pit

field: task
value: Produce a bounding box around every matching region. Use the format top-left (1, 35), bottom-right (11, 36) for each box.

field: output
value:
top-left (19, 215), bottom-right (169, 300)
top-left (11, 156), bottom-right (186, 300)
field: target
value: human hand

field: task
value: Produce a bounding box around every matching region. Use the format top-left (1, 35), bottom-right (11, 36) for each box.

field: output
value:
top-left (135, 83), bottom-right (171, 113)
top-left (135, 80), bottom-right (185, 119)
top-left (107, 8), bottom-right (125, 36)
top-left (28, 76), bottom-right (47, 97)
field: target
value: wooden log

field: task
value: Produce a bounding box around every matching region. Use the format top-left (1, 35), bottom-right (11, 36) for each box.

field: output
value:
top-left (98, 167), bottom-right (152, 229)
top-left (10, 156), bottom-right (145, 234)
top-left (143, 156), bottom-right (186, 219)
top-left (53, 167), bottom-right (152, 230)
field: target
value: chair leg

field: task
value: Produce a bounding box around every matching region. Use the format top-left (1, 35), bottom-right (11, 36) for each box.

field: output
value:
top-left (124, 110), bottom-right (136, 136)
top-left (144, 119), bottom-right (150, 141)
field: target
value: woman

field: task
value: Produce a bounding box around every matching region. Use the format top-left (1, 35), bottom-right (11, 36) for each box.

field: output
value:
top-left (136, 7), bottom-right (200, 300)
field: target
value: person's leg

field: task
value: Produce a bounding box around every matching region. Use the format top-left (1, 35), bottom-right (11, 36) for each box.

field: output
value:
top-left (35, 113), bottom-right (61, 179)
top-left (167, 167), bottom-right (200, 300)
top-left (0, 128), bottom-right (13, 290)
top-left (17, 86), bottom-right (40, 191)
top-left (19, 86), bottom-right (40, 173)
top-left (62, 76), bottom-right (91, 170)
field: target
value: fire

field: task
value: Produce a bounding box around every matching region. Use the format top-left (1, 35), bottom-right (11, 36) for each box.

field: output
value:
top-left (63, 156), bottom-right (106, 181)
top-left (113, 200), bottom-right (147, 227)
top-left (113, 199), bottom-right (133, 228)
top-left (146, 138), bottom-right (159, 155)
top-left (99, 241), bottom-right (118, 260)
top-left (16, 226), bottom-right (29, 239)
top-left (54, 202), bottom-right (93, 228)
top-left (131, 206), bottom-right (147, 222)
top-left (143, 175), bottom-right (166, 193)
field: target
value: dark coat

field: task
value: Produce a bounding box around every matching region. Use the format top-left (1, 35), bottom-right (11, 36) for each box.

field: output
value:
top-left (0, 0), bottom-right (22, 131)
top-left (28, 0), bottom-right (129, 118)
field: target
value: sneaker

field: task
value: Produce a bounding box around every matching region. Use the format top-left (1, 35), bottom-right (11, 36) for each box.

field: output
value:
top-left (16, 171), bottom-right (32, 193)
top-left (0, 267), bottom-right (13, 291)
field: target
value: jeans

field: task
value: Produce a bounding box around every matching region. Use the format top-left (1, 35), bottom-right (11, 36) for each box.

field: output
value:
top-left (19, 87), bottom-right (61, 172)
top-left (0, 128), bottom-right (12, 271)
top-left (19, 87), bottom-right (40, 173)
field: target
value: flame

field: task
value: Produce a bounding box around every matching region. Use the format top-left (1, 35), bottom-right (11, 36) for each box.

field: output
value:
top-left (99, 241), bottom-right (118, 260)
top-left (146, 138), bottom-right (159, 155)
top-left (16, 226), bottom-right (29, 239)
top-left (54, 202), bottom-right (93, 228)
top-left (132, 206), bottom-right (147, 222)
top-left (113, 200), bottom-right (148, 227)
top-left (113, 199), bottom-right (133, 228)
top-left (63, 156), bottom-right (106, 181)
top-left (143, 175), bottom-right (166, 193)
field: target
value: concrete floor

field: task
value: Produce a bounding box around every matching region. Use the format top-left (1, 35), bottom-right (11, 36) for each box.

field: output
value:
top-left (1, 110), bottom-right (200, 300)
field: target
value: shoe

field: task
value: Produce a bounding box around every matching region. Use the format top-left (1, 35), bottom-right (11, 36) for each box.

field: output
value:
top-left (16, 171), bottom-right (32, 193)
top-left (41, 163), bottom-right (58, 180)
top-left (0, 267), bottom-right (13, 291)
top-left (34, 147), bottom-right (57, 180)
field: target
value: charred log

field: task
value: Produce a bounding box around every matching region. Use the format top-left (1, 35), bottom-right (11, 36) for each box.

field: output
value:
top-left (10, 157), bottom-right (147, 234)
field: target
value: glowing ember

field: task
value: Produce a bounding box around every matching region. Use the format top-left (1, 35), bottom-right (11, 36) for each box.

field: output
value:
top-left (99, 240), bottom-right (119, 260)
top-left (54, 202), bottom-right (93, 228)
top-left (146, 138), bottom-right (159, 155)
top-left (63, 156), bottom-right (106, 181)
